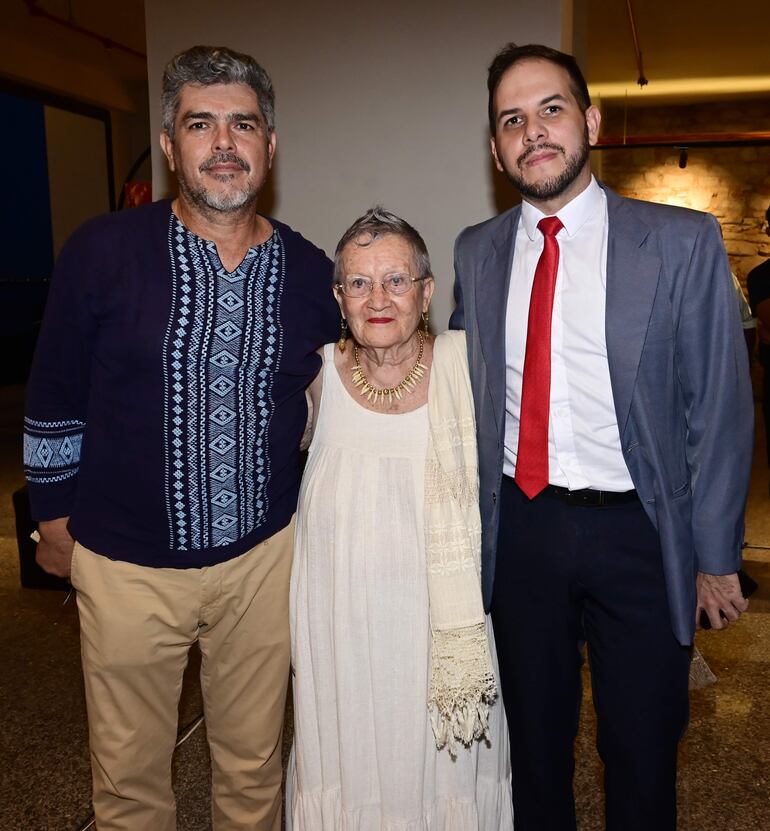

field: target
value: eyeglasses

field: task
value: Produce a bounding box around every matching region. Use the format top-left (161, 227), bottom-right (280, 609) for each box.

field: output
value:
top-left (336, 274), bottom-right (427, 298)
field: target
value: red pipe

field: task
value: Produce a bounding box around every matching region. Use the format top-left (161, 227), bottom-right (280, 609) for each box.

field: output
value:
top-left (597, 131), bottom-right (770, 147)
top-left (626, 0), bottom-right (647, 87)
top-left (24, 0), bottom-right (146, 60)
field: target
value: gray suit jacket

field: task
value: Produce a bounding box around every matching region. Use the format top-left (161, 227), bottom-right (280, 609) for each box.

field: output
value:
top-left (450, 185), bottom-right (753, 645)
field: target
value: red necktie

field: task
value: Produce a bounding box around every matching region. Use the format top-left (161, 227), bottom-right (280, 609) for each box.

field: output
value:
top-left (515, 216), bottom-right (564, 499)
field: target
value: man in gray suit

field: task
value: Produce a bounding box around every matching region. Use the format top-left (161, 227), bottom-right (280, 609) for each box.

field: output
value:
top-left (450, 43), bottom-right (752, 831)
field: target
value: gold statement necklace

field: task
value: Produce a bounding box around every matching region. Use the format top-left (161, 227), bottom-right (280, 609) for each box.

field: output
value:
top-left (352, 330), bottom-right (427, 405)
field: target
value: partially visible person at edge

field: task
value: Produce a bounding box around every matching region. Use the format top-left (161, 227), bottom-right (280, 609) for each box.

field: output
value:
top-left (450, 42), bottom-right (752, 831)
top-left (24, 45), bottom-right (338, 831)
top-left (731, 270), bottom-right (756, 359)
top-left (718, 222), bottom-right (756, 360)
top-left (747, 205), bottom-right (770, 484)
top-left (287, 208), bottom-right (513, 829)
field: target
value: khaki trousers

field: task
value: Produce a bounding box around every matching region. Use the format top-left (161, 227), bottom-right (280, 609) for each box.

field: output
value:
top-left (70, 517), bottom-right (295, 831)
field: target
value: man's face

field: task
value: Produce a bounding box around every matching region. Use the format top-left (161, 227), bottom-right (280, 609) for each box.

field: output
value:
top-left (160, 82), bottom-right (276, 215)
top-left (490, 58), bottom-right (600, 211)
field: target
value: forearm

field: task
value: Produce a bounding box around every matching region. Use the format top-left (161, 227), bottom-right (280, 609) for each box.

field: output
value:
top-left (24, 240), bottom-right (94, 519)
top-left (678, 216), bottom-right (753, 571)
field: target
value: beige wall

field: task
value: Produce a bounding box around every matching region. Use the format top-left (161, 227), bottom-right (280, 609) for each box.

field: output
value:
top-left (145, 0), bottom-right (566, 327)
top-left (44, 107), bottom-right (111, 257)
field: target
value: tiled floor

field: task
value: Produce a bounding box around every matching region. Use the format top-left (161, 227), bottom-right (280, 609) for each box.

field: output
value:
top-left (1, 382), bottom-right (768, 830)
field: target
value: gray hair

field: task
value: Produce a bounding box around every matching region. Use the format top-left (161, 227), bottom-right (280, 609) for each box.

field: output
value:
top-left (161, 45), bottom-right (275, 140)
top-left (334, 207), bottom-right (433, 282)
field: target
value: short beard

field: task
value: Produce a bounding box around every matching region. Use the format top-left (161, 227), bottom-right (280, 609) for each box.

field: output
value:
top-left (176, 152), bottom-right (259, 214)
top-left (503, 130), bottom-right (590, 202)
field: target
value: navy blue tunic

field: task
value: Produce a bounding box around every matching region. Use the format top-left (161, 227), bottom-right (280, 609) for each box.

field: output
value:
top-left (24, 199), bottom-right (338, 567)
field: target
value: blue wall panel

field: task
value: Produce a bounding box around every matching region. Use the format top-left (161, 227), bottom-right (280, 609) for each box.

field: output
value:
top-left (1, 91), bottom-right (54, 281)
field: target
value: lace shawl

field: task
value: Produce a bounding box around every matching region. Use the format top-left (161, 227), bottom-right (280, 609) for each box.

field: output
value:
top-left (425, 330), bottom-right (497, 754)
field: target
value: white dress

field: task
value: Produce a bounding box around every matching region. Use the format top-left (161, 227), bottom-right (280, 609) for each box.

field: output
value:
top-left (288, 344), bottom-right (513, 830)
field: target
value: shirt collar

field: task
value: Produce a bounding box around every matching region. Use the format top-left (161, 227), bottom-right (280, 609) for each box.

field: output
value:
top-left (520, 176), bottom-right (604, 241)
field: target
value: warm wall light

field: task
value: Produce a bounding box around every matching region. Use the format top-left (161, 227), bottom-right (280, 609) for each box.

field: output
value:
top-left (676, 147), bottom-right (688, 168)
top-left (589, 75), bottom-right (770, 101)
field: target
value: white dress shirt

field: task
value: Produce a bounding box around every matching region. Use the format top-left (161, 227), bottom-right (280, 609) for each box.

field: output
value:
top-left (503, 176), bottom-right (634, 491)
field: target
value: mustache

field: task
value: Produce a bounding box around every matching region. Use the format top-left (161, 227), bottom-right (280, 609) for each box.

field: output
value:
top-left (517, 142), bottom-right (565, 168)
top-left (199, 153), bottom-right (251, 173)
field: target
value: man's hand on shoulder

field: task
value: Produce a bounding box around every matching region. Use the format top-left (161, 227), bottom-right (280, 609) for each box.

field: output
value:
top-left (695, 571), bottom-right (748, 630)
top-left (36, 517), bottom-right (75, 578)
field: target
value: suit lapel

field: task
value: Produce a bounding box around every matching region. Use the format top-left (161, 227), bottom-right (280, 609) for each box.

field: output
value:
top-left (475, 206), bottom-right (520, 422)
top-left (604, 189), bottom-right (662, 435)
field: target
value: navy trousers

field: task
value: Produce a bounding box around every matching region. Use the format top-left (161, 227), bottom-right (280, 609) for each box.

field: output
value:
top-left (491, 476), bottom-right (691, 831)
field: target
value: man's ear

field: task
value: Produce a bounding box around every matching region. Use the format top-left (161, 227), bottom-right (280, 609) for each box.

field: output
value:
top-left (490, 136), bottom-right (504, 173)
top-left (160, 131), bottom-right (175, 171)
top-left (585, 105), bottom-right (601, 147)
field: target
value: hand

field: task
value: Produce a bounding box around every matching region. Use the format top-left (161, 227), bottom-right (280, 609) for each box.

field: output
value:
top-left (36, 517), bottom-right (75, 579)
top-left (695, 571), bottom-right (748, 630)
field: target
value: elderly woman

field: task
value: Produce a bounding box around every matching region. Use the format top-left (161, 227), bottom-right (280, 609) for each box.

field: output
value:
top-left (288, 208), bottom-right (513, 829)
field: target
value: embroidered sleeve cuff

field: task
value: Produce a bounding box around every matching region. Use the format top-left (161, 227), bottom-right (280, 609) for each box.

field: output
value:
top-left (24, 417), bottom-right (85, 519)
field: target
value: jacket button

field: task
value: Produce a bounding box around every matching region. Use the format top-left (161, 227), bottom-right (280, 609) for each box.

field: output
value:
top-left (492, 492), bottom-right (497, 504)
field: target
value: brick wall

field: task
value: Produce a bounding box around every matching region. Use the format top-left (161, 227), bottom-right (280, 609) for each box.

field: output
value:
top-left (595, 99), bottom-right (770, 282)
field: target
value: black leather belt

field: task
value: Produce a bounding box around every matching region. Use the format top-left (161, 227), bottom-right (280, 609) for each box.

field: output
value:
top-left (542, 484), bottom-right (638, 507)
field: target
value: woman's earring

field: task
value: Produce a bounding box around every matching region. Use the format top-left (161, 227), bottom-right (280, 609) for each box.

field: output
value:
top-left (422, 309), bottom-right (430, 333)
top-left (338, 318), bottom-right (348, 352)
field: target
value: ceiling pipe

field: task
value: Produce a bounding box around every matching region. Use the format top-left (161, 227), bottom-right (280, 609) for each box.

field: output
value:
top-left (626, 0), bottom-right (648, 88)
top-left (24, 0), bottom-right (146, 60)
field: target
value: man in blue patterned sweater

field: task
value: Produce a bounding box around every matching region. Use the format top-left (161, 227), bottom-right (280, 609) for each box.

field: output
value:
top-left (24, 46), bottom-right (338, 831)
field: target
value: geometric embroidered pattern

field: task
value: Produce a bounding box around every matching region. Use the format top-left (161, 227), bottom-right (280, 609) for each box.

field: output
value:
top-left (23, 417), bottom-right (85, 484)
top-left (161, 215), bottom-right (285, 549)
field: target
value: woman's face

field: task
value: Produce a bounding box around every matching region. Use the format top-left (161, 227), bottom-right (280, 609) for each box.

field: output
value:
top-left (335, 234), bottom-right (434, 351)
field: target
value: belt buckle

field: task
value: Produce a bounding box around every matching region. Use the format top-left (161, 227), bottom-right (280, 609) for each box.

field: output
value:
top-left (565, 488), bottom-right (601, 507)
